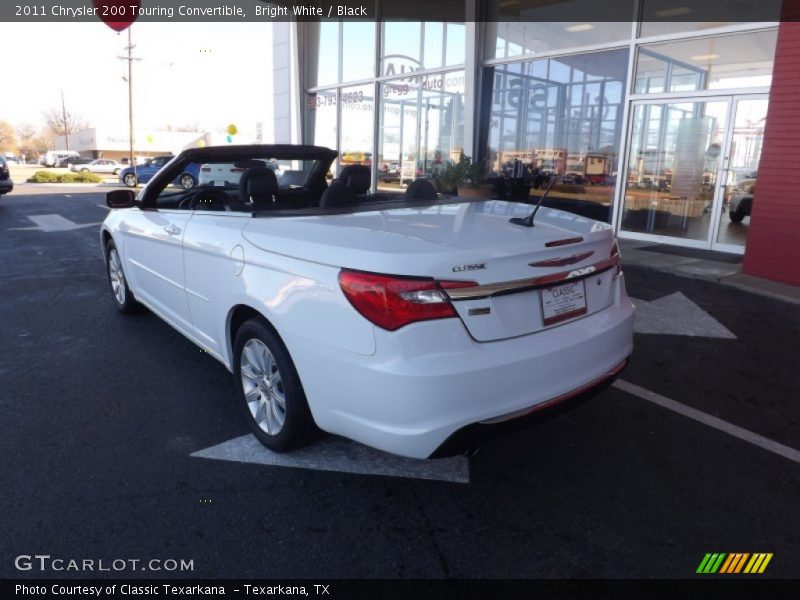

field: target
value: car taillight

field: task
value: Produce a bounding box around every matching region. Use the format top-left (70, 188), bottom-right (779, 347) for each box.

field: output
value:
top-left (610, 240), bottom-right (622, 276)
top-left (338, 270), bottom-right (475, 331)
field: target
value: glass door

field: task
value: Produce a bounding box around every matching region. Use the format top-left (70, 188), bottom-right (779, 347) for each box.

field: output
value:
top-left (711, 95), bottom-right (769, 252)
top-left (618, 98), bottom-right (730, 247)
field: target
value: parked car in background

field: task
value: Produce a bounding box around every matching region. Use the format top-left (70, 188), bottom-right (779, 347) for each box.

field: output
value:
top-left (118, 155), bottom-right (199, 189)
top-left (71, 159), bottom-right (122, 175)
top-left (0, 156), bottom-right (13, 197)
top-left (198, 160), bottom-right (283, 187)
top-left (101, 144), bottom-right (634, 459)
top-left (43, 150), bottom-right (80, 167)
top-left (729, 178), bottom-right (756, 223)
top-left (56, 156), bottom-right (92, 168)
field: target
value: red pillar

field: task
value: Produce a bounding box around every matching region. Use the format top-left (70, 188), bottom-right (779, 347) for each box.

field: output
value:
top-left (742, 8), bottom-right (800, 286)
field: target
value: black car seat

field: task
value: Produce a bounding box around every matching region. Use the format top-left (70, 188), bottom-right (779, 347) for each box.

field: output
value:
top-left (405, 179), bottom-right (438, 200)
top-left (319, 181), bottom-right (359, 208)
top-left (336, 165), bottom-right (371, 195)
top-left (237, 167), bottom-right (279, 210)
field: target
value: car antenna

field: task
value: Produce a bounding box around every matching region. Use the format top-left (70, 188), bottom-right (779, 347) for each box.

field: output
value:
top-left (509, 175), bottom-right (556, 228)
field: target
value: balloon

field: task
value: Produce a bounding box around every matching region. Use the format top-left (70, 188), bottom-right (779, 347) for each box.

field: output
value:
top-left (145, 135), bottom-right (153, 144)
top-left (226, 135), bottom-right (233, 143)
top-left (226, 124), bottom-right (238, 136)
top-left (197, 140), bottom-right (206, 148)
top-left (93, 1), bottom-right (139, 32)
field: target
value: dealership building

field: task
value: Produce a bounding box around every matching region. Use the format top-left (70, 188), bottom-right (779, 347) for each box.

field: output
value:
top-left (270, 0), bottom-right (800, 287)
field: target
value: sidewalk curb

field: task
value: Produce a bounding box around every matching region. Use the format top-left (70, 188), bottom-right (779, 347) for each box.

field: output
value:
top-left (624, 263), bottom-right (800, 306)
top-left (720, 273), bottom-right (800, 306)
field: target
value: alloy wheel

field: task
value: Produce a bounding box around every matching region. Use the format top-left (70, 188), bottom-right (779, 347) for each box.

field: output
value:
top-left (108, 248), bottom-right (126, 305)
top-left (240, 339), bottom-right (286, 435)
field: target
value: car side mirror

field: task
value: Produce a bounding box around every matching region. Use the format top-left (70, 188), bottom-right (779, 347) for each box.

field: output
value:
top-left (107, 189), bottom-right (137, 209)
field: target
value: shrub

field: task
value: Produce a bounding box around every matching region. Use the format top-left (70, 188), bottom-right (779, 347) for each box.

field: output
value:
top-left (27, 171), bottom-right (103, 184)
top-left (436, 153), bottom-right (489, 194)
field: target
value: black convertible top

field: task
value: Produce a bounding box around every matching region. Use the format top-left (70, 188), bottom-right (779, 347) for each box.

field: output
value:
top-left (178, 144), bottom-right (338, 163)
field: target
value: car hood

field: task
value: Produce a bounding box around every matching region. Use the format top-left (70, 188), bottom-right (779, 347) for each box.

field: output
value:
top-left (242, 200), bottom-right (614, 284)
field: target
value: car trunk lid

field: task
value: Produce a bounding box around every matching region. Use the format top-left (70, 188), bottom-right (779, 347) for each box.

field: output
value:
top-left (242, 200), bottom-right (619, 341)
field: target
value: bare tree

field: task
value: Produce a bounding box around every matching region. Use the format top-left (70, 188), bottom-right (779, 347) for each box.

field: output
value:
top-left (0, 120), bottom-right (15, 153)
top-left (16, 124), bottom-right (50, 159)
top-left (42, 107), bottom-right (89, 138)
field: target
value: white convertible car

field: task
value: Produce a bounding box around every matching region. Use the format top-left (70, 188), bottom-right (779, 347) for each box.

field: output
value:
top-left (101, 145), bottom-right (634, 459)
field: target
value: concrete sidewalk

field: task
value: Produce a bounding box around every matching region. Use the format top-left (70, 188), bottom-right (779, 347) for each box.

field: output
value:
top-left (620, 239), bottom-right (800, 305)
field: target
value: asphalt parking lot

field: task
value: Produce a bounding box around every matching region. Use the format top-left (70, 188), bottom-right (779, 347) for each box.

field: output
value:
top-left (1, 186), bottom-right (799, 579)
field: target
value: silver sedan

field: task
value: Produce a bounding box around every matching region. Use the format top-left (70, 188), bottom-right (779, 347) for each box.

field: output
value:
top-left (71, 159), bottom-right (122, 175)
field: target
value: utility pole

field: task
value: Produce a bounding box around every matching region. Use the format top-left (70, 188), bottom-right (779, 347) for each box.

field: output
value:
top-left (118, 27), bottom-right (141, 169)
top-left (61, 90), bottom-right (69, 150)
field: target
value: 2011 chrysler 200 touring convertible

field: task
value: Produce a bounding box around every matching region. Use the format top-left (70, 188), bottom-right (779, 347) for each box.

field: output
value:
top-left (101, 145), bottom-right (634, 459)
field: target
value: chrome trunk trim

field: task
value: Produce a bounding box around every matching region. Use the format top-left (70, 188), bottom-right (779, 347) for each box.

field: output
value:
top-left (444, 256), bottom-right (619, 301)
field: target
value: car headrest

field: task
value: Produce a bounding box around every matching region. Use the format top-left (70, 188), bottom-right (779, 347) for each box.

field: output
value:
top-left (337, 165), bottom-right (371, 195)
top-left (405, 179), bottom-right (438, 200)
top-left (239, 167), bottom-right (278, 208)
top-left (319, 181), bottom-right (360, 208)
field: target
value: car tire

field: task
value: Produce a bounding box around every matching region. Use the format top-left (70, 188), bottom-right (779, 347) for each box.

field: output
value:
top-left (105, 240), bottom-right (143, 314)
top-left (729, 210), bottom-right (745, 223)
top-left (124, 173), bottom-right (137, 187)
top-left (180, 173), bottom-right (196, 190)
top-left (233, 318), bottom-right (317, 452)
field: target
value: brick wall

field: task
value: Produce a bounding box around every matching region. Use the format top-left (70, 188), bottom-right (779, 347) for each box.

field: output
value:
top-left (742, 9), bottom-right (800, 286)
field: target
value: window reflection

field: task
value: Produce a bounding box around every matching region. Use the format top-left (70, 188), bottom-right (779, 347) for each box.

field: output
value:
top-left (381, 22), bottom-right (466, 76)
top-left (621, 101), bottom-right (728, 241)
top-left (488, 22), bottom-right (631, 60)
top-left (340, 84), bottom-right (375, 180)
top-left (378, 70), bottom-right (465, 192)
top-left (486, 49), bottom-right (629, 218)
top-left (342, 22), bottom-right (376, 81)
top-left (635, 31), bottom-right (777, 94)
top-left (306, 90), bottom-right (338, 177)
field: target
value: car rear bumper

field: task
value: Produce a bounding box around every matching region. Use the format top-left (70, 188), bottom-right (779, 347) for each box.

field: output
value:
top-left (285, 274), bottom-right (635, 459)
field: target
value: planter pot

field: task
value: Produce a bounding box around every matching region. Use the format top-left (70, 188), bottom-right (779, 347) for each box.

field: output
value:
top-left (457, 184), bottom-right (494, 199)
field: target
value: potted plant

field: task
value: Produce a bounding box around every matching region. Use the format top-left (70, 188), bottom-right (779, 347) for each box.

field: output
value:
top-left (437, 154), bottom-right (493, 198)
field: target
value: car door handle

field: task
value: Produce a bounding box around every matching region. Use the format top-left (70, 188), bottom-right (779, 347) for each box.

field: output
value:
top-left (164, 224), bottom-right (181, 236)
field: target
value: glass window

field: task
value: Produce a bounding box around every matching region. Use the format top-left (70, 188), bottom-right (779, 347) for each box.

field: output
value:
top-left (308, 22), bottom-right (340, 88)
top-left (621, 100), bottom-right (728, 242)
top-left (634, 30), bottom-right (778, 94)
top-left (308, 22), bottom-right (376, 86)
top-left (342, 22), bottom-right (376, 82)
top-left (446, 23), bottom-right (466, 66)
top-left (487, 22), bottom-right (631, 60)
top-left (382, 22), bottom-right (466, 75)
top-left (424, 22), bottom-right (444, 70)
top-left (377, 70), bottom-right (465, 193)
top-left (485, 49), bottom-right (629, 216)
top-left (639, 0), bottom-right (782, 38)
top-left (306, 90), bottom-right (338, 176)
top-left (339, 84), bottom-right (375, 181)
top-left (382, 22), bottom-right (422, 76)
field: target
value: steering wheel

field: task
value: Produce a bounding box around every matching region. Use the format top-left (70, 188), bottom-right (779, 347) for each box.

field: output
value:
top-left (189, 188), bottom-right (231, 211)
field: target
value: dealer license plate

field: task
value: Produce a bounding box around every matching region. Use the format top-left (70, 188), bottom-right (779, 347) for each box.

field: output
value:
top-left (541, 280), bottom-right (588, 326)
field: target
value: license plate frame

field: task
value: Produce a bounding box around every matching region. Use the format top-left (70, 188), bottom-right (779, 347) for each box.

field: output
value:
top-left (541, 280), bottom-right (588, 326)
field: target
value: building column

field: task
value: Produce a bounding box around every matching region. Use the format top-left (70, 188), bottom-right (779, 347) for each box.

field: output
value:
top-left (742, 7), bottom-right (800, 286)
top-left (271, 21), bottom-right (303, 145)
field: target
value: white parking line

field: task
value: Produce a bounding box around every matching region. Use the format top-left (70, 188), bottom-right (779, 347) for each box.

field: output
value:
top-left (191, 434), bottom-right (470, 483)
top-left (614, 379), bottom-right (800, 466)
